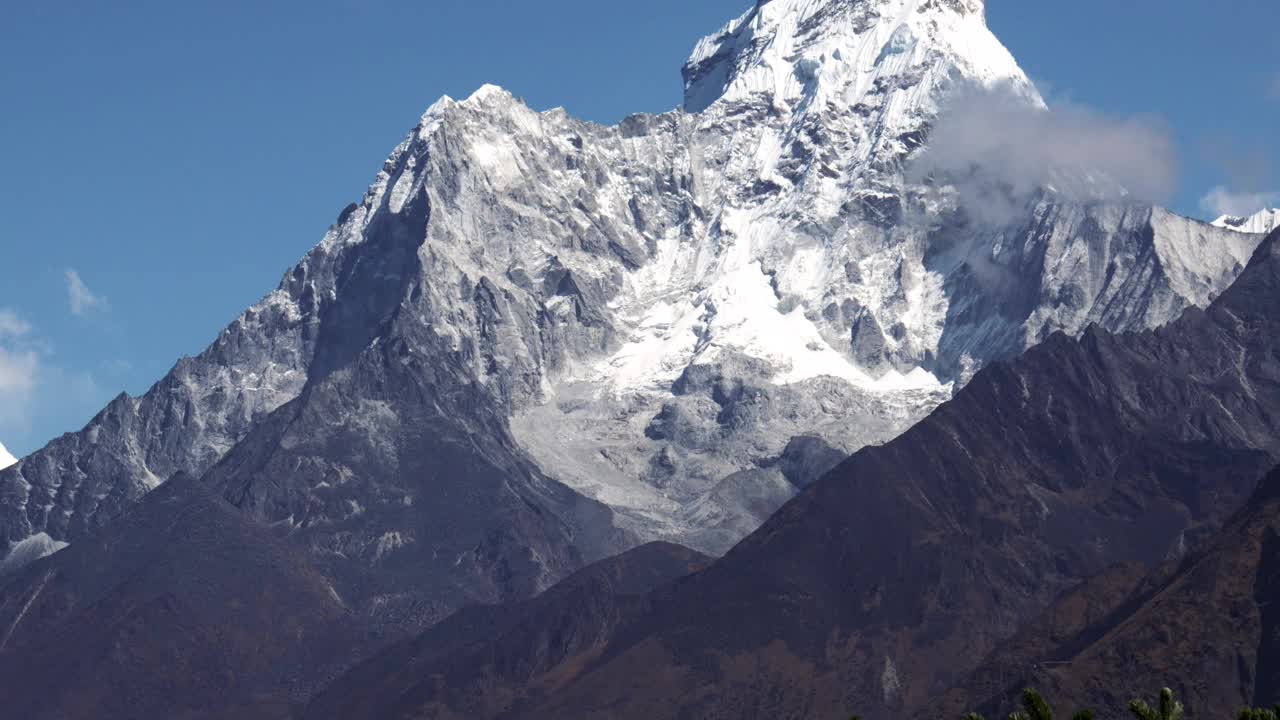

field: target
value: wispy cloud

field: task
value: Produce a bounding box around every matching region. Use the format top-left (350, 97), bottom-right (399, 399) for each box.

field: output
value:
top-left (0, 307), bottom-right (108, 457)
top-left (0, 308), bottom-right (40, 441)
top-left (911, 87), bottom-right (1176, 225)
top-left (0, 309), bottom-right (32, 340)
top-left (1199, 186), bottom-right (1280, 219)
top-left (65, 269), bottom-right (107, 316)
top-left (1196, 130), bottom-right (1277, 221)
top-left (0, 347), bottom-right (38, 400)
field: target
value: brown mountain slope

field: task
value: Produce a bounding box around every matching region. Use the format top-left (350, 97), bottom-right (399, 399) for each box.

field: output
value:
top-left (306, 541), bottom-right (709, 720)
top-left (0, 473), bottom-right (360, 720)
top-left (940, 466), bottom-right (1280, 717)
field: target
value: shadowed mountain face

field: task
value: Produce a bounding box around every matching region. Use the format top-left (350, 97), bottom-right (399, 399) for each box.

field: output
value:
top-left (939, 466), bottom-right (1280, 718)
top-left (0, 475), bottom-right (698, 720)
top-left (198, 325), bottom-right (627, 633)
top-left (306, 542), bottom-right (709, 720)
top-left (0, 474), bottom-right (360, 720)
top-left (311, 229), bottom-right (1280, 719)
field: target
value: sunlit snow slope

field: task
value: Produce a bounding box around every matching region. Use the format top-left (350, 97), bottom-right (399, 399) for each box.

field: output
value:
top-left (1215, 208), bottom-right (1280, 235)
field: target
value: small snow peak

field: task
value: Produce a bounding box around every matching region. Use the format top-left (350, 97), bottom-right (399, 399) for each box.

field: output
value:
top-left (1213, 208), bottom-right (1280, 235)
top-left (421, 94), bottom-right (456, 118)
top-left (0, 442), bottom-right (15, 471)
top-left (465, 83), bottom-right (512, 104)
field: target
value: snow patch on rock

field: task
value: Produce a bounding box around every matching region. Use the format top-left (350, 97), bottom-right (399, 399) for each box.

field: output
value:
top-left (0, 533), bottom-right (68, 576)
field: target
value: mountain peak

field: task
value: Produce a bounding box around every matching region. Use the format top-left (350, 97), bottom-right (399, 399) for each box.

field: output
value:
top-left (755, 0), bottom-right (984, 14)
top-left (1213, 207), bottom-right (1280, 235)
top-left (683, 0), bottom-right (1022, 113)
top-left (465, 83), bottom-right (513, 104)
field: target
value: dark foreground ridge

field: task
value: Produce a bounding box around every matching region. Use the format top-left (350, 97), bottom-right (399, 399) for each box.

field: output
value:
top-left (0, 476), bottom-right (704, 720)
top-left (307, 541), bottom-right (709, 719)
top-left (0, 473), bottom-right (360, 720)
top-left (940, 465), bottom-right (1280, 717)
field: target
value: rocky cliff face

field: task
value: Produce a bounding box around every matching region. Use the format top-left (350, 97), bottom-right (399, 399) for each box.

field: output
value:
top-left (198, 313), bottom-right (628, 629)
top-left (0, 0), bottom-right (1264, 614)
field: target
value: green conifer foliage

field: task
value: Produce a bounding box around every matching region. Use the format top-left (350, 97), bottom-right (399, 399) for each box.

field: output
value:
top-left (1129, 688), bottom-right (1184, 720)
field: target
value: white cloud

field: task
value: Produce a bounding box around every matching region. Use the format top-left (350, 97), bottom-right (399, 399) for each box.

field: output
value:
top-left (0, 309), bottom-right (40, 439)
top-left (911, 87), bottom-right (1177, 225)
top-left (0, 308), bottom-right (108, 458)
top-left (1199, 186), bottom-right (1280, 219)
top-left (0, 347), bottom-right (38, 399)
top-left (0, 309), bottom-right (31, 340)
top-left (65, 269), bottom-right (107, 316)
top-left (0, 348), bottom-right (39, 448)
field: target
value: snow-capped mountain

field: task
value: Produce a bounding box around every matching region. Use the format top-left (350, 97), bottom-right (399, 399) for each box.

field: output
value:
top-left (0, 0), bottom-right (1265, 613)
top-left (513, 0), bottom-right (1261, 551)
top-left (1214, 207), bottom-right (1280, 235)
top-left (0, 442), bottom-right (14, 471)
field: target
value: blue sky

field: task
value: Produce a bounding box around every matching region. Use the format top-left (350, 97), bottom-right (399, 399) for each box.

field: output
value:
top-left (1, 0), bottom-right (1276, 456)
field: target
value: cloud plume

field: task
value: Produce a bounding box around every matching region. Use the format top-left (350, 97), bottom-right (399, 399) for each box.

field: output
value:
top-left (911, 88), bottom-right (1177, 225)
top-left (0, 307), bottom-right (108, 458)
